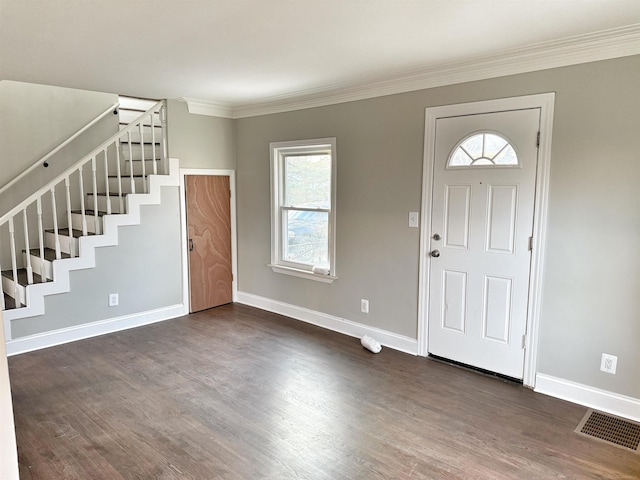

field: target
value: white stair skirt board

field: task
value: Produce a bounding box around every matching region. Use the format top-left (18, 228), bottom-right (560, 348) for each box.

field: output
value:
top-left (2, 158), bottom-right (181, 332)
top-left (5, 304), bottom-right (185, 356)
top-left (535, 373), bottom-right (640, 423)
top-left (236, 292), bottom-right (419, 356)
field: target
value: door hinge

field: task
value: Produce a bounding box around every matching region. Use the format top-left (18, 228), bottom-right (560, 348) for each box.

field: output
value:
top-left (536, 131), bottom-right (541, 147)
top-left (528, 236), bottom-right (533, 251)
top-left (522, 334), bottom-right (527, 349)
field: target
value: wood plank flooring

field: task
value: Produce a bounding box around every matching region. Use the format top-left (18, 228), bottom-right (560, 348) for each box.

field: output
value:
top-left (8, 304), bottom-right (640, 479)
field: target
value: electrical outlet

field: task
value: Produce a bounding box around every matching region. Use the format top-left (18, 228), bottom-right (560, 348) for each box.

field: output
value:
top-left (600, 353), bottom-right (617, 374)
top-left (108, 293), bottom-right (119, 307)
top-left (360, 299), bottom-right (369, 314)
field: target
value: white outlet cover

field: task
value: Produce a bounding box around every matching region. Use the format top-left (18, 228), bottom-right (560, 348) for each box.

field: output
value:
top-left (109, 293), bottom-right (119, 307)
top-left (600, 353), bottom-right (617, 374)
top-left (360, 299), bottom-right (369, 313)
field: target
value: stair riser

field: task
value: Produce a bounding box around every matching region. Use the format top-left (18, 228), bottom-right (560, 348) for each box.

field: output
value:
top-left (87, 195), bottom-right (126, 214)
top-left (108, 176), bottom-right (146, 194)
top-left (44, 232), bottom-right (79, 255)
top-left (118, 97), bottom-right (159, 111)
top-left (24, 253), bottom-right (53, 280)
top-left (71, 212), bottom-right (102, 234)
top-left (119, 110), bottom-right (161, 126)
top-left (124, 159), bottom-right (163, 176)
top-left (121, 144), bottom-right (161, 162)
top-left (2, 276), bottom-right (26, 307)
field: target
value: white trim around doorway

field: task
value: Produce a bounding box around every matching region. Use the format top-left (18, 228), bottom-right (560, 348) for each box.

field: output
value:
top-left (179, 169), bottom-right (238, 313)
top-left (417, 93), bottom-right (555, 388)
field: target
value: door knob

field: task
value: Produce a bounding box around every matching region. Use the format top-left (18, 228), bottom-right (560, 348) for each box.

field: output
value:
top-left (189, 239), bottom-right (194, 252)
top-left (431, 249), bottom-right (441, 258)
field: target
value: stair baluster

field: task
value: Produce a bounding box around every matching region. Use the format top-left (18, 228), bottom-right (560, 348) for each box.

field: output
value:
top-left (151, 112), bottom-right (157, 175)
top-left (64, 176), bottom-right (75, 258)
top-left (139, 123), bottom-right (147, 193)
top-left (8, 218), bottom-right (19, 302)
top-left (22, 209), bottom-right (33, 284)
top-left (78, 165), bottom-right (88, 236)
top-left (50, 187), bottom-right (61, 260)
top-left (103, 149), bottom-right (111, 215)
top-left (115, 139), bottom-right (124, 213)
top-left (127, 131), bottom-right (135, 194)
top-left (91, 157), bottom-right (100, 235)
top-left (36, 198), bottom-right (45, 272)
top-left (0, 259), bottom-right (4, 310)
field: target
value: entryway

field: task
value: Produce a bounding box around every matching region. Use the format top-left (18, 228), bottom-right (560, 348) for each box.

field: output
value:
top-left (418, 94), bottom-right (555, 386)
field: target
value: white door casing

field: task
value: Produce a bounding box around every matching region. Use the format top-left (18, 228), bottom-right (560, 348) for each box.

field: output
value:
top-left (418, 94), bottom-right (555, 387)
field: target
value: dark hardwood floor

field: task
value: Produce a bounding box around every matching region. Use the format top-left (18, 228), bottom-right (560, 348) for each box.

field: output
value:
top-left (8, 304), bottom-right (640, 479)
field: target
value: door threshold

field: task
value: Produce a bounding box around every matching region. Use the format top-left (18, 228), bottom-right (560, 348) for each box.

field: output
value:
top-left (428, 354), bottom-right (523, 385)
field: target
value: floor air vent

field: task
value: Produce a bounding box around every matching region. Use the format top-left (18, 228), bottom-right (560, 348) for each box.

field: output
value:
top-left (575, 409), bottom-right (640, 452)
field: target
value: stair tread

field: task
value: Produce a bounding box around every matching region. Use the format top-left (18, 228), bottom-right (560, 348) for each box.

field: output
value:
top-left (2, 268), bottom-right (49, 286)
top-left (87, 192), bottom-right (130, 197)
top-left (71, 209), bottom-right (108, 216)
top-left (45, 228), bottom-right (93, 238)
top-left (3, 293), bottom-right (24, 310)
top-left (24, 248), bottom-right (71, 261)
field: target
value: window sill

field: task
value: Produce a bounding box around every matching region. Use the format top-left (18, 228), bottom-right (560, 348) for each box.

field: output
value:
top-left (268, 264), bottom-right (337, 283)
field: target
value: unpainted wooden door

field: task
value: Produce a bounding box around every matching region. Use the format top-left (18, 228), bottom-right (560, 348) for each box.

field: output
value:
top-left (186, 175), bottom-right (232, 312)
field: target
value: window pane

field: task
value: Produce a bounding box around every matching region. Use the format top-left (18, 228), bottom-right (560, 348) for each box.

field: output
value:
top-left (484, 134), bottom-right (508, 158)
top-left (284, 210), bottom-right (329, 267)
top-left (493, 144), bottom-right (518, 165)
top-left (285, 154), bottom-right (331, 207)
top-left (460, 135), bottom-right (483, 159)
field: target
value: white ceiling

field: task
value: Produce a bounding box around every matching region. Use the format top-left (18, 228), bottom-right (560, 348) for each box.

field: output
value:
top-left (1, 1), bottom-right (639, 116)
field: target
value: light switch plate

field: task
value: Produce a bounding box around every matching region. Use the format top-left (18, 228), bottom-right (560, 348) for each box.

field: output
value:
top-left (409, 212), bottom-right (419, 228)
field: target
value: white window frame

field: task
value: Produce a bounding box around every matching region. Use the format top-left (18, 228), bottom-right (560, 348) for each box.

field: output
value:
top-left (269, 138), bottom-right (337, 283)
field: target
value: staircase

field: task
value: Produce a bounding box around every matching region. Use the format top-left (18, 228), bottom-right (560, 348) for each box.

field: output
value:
top-left (0, 97), bottom-right (177, 333)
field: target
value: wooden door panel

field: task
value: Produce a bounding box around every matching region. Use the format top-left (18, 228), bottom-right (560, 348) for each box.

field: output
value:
top-left (186, 175), bottom-right (232, 312)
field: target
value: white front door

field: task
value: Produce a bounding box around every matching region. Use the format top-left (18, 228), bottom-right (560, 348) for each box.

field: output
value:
top-left (427, 108), bottom-right (540, 379)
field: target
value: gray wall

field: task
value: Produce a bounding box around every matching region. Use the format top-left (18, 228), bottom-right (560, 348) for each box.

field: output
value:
top-left (11, 187), bottom-right (183, 338)
top-left (166, 100), bottom-right (235, 170)
top-left (0, 81), bottom-right (118, 215)
top-left (235, 56), bottom-right (640, 399)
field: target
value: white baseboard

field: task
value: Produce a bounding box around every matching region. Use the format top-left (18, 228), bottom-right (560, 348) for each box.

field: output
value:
top-left (236, 291), bottom-right (418, 355)
top-left (535, 373), bottom-right (640, 422)
top-left (6, 304), bottom-right (187, 356)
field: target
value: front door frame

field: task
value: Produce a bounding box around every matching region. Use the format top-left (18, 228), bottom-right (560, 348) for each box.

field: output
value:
top-left (179, 169), bottom-right (238, 313)
top-left (417, 93), bottom-right (555, 388)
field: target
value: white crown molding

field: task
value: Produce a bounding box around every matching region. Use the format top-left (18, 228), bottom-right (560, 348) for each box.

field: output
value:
top-left (230, 24), bottom-right (640, 119)
top-left (180, 97), bottom-right (234, 118)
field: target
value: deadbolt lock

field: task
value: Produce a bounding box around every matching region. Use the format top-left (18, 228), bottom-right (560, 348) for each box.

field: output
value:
top-left (433, 233), bottom-right (441, 241)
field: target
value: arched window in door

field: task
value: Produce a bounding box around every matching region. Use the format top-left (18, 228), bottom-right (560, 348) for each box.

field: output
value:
top-left (448, 132), bottom-right (519, 168)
